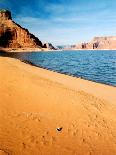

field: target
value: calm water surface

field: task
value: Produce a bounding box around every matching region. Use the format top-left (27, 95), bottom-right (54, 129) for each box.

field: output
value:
top-left (0, 50), bottom-right (116, 86)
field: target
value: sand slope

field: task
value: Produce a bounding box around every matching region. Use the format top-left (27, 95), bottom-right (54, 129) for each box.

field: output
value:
top-left (0, 57), bottom-right (116, 155)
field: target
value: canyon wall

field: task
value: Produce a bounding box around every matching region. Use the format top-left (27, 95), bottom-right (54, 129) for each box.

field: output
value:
top-left (75, 36), bottom-right (116, 50)
top-left (0, 10), bottom-right (43, 49)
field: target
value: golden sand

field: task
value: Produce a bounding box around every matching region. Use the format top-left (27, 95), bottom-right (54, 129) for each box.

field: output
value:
top-left (0, 57), bottom-right (116, 155)
top-left (0, 48), bottom-right (55, 52)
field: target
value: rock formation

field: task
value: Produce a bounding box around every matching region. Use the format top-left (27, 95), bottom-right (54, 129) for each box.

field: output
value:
top-left (0, 9), bottom-right (12, 20)
top-left (0, 9), bottom-right (45, 49)
top-left (43, 43), bottom-right (57, 50)
top-left (75, 36), bottom-right (116, 50)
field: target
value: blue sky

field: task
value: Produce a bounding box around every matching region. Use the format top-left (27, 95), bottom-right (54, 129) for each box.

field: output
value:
top-left (0, 0), bottom-right (116, 45)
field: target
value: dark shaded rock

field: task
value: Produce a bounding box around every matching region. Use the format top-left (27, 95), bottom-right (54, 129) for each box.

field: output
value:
top-left (56, 127), bottom-right (63, 132)
top-left (43, 43), bottom-right (56, 50)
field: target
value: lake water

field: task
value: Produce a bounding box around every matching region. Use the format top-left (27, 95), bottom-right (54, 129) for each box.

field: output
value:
top-left (0, 50), bottom-right (116, 86)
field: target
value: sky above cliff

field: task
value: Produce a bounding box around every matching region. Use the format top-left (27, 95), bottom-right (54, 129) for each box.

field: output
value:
top-left (0, 0), bottom-right (116, 45)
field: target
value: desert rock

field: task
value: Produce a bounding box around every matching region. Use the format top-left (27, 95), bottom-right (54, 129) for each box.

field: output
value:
top-left (75, 36), bottom-right (116, 50)
top-left (0, 9), bottom-right (43, 49)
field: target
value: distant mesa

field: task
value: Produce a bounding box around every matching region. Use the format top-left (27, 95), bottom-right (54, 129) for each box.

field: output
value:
top-left (0, 9), bottom-right (56, 50)
top-left (75, 36), bottom-right (116, 50)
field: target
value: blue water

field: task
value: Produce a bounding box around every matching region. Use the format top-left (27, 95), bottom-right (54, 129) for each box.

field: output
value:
top-left (0, 50), bottom-right (116, 86)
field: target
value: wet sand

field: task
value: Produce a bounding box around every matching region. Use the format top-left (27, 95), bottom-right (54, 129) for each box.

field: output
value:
top-left (0, 48), bottom-right (55, 52)
top-left (0, 57), bottom-right (116, 155)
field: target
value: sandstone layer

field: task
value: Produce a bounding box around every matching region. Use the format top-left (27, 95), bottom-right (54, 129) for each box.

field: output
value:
top-left (0, 10), bottom-right (43, 49)
top-left (75, 36), bottom-right (116, 50)
top-left (0, 9), bottom-right (56, 51)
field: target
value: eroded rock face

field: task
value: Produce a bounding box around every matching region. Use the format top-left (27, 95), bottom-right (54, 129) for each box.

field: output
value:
top-left (43, 43), bottom-right (56, 50)
top-left (75, 36), bottom-right (116, 50)
top-left (0, 10), bottom-right (43, 48)
top-left (0, 9), bottom-right (12, 20)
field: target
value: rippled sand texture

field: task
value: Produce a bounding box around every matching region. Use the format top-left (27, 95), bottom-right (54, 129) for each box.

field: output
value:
top-left (0, 57), bottom-right (116, 155)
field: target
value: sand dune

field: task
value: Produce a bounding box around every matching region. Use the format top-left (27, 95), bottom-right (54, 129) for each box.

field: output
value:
top-left (0, 57), bottom-right (116, 155)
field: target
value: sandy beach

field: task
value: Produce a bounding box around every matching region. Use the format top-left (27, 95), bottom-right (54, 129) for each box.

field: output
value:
top-left (0, 48), bottom-right (55, 52)
top-left (0, 56), bottom-right (116, 155)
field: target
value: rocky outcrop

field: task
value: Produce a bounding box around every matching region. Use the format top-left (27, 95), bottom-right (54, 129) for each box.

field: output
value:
top-left (0, 9), bottom-right (12, 20)
top-left (0, 9), bottom-right (44, 49)
top-left (43, 43), bottom-right (56, 50)
top-left (75, 36), bottom-right (116, 50)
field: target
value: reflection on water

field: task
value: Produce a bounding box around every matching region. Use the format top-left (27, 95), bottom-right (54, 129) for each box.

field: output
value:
top-left (0, 50), bottom-right (116, 86)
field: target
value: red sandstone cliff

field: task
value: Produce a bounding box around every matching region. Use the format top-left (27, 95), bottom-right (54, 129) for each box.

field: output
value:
top-left (0, 10), bottom-right (43, 49)
top-left (75, 36), bottom-right (116, 50)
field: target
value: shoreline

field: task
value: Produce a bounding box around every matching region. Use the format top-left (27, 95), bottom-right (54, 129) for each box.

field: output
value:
top-left (63, 48), bottom-right (116, 51)
top-left (0, 57), bottom-right (116, 154)
top-left (0, 47), bottom-right (58, 52)
top-left (1, 48), bottom-right (116, 53)
top-left (12, 59), bottom-right (116, 87)
top-left (0, 51), bottom-right (115, 87)
top-left (0, 53), bottom-right (115, 87)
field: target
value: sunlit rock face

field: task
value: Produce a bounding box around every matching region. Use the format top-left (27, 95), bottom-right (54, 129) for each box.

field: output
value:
top-left (92, 37), bottom-right (116, 49)
top-left (75, 36), bottom-right (116, 50)
top-left (0, 9), bottom-right (43, 48)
